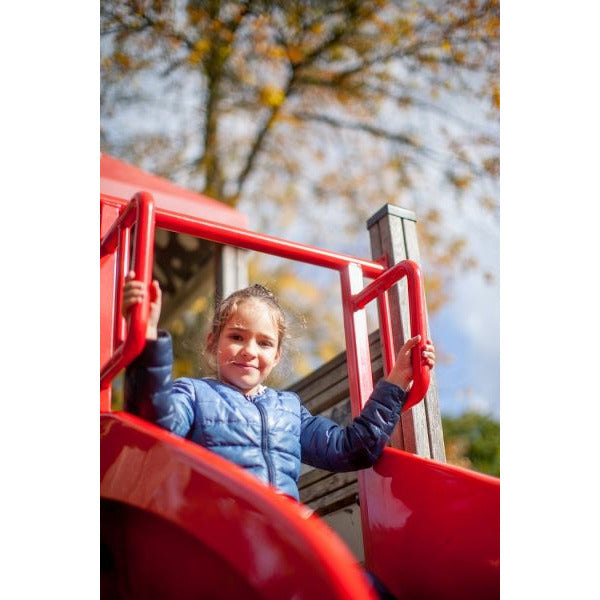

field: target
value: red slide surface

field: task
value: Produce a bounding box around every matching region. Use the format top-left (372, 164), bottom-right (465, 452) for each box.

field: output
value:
top-left (100, 412), bottom-right (378, 600)
top-left (362, 448), bottom-right (500, 599)
top-left (101, 411), bottom-right (499, 599)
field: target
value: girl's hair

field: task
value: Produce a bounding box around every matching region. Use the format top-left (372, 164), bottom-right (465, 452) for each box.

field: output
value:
top-left (206, 284), bottom-right (287, 355)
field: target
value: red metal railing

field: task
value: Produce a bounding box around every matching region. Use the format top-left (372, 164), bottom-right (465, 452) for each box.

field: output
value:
top-left (100, 192), bottom-right (155, 390)
top-left (352, 259), bottom-right (430, 412)
top-left (156, 208), bottom-right (386, 279)
top-left (100, 194), bottom-right (430, 411)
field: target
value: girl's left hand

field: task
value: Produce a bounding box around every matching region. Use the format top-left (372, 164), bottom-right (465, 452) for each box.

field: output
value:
top-left (385, 335), bottom-right (435, 392)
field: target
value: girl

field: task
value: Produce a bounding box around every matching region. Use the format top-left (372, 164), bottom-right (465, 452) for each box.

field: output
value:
top-left (123, 272), bottom-right (435, 503)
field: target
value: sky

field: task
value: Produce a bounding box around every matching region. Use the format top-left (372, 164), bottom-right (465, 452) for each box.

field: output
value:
top-left (429, 193), bottom-right (499, 418)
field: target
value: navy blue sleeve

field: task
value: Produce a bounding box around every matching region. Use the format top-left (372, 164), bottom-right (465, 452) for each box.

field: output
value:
top-left (124, 330), bottom-right (194, 438)
top-left (299, 380), bottom-right (406, 471)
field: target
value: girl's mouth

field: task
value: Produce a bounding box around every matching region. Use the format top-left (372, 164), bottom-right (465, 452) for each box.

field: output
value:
top-left (232, 362), bottom-right (258, 370)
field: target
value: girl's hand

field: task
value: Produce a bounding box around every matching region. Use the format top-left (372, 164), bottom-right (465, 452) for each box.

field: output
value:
top-left (385, 335), bottom-right (436, 392)
top-left (122, 270), bottom-right (162, 340)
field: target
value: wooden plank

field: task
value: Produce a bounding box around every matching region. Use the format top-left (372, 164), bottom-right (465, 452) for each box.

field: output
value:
top-left (321, 504), bottom-right (364, 563)
top-left (300, 471), bottom-right (358, 505)
top-left (402, 215), bottom-right (446, 461)
top-left (368, 204), bottom-right (446, 461)
top-left (298, 467), bottom-right (332, 490)
top-left (308, 481), bottom-right (360, 516)
top-left (300, 354), bottom-right (385, 416)
top-left (289, 332), bottom-right (382, 402)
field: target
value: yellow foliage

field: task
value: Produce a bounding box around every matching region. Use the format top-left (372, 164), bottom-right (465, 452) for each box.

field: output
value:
top-left (114, 52), bottom-right (131, 68)
top-left (394, 17), bottom-right (414, 38)
top-left (194, 38), bottom-right (211, 53)
top-left (171, 318), bottom-right (185, 336)
top-left (274, 113), bottom-right (302, 126)
top-left (491, 84), bottom-right (500, 109)
top-left (260, 85), bottom-right (286, 108)
top-left (450, 174), bottom-right (472, 190)
top-left (318, 341), bottom-right (339, 363)
top-left (191, 295), bottom-right (208, 314)
top-left (452, 50), bottom-right (466, 64)
top-left (186, 6), bottom-right (206, 26)
top-left (423, 273), bottom-right (448, 314)
top-left (286, 46), bottom-right (304, 64)
top-left (329, 46), bottom-right (347, 62)
top-left (220, 28), bottom-right (233, 43)
top-left (485, 16), bottom-right (500, 37)
top-left (173, 357), bottom-right (194, 380)
top-left (188, 39), bottom-right (210, 64)
top-left (483, 157), bottom-right (499, 177)
top-left (292, 353), bottom-right (313, 378)
top-left (425, 208), bottom-right (441, 224)
top-left (481, 195), bottom-right (498, 211)
top-left (441, 40), bottom-right (452, 53)
top-left (267, 46), bottom-right (287, 59)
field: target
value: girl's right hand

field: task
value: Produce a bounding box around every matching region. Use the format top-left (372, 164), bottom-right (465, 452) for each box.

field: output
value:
top-left (122, 270), bottom-right (162, 340)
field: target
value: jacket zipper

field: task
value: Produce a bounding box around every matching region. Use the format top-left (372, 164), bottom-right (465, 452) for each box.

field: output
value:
top-left (255, 401), bottom-right (275, 485)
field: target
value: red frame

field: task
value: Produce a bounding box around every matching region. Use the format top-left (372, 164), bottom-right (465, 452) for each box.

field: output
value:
top-left (100, 192), bottom-right (155, 390)
top-left (100, 194), bottom-right (430, 410)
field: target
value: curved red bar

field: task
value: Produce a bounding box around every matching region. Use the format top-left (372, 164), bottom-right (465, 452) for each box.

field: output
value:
top-left (101, 412), bottom-right (377, 600)
top-left (100, 192), bottom-right (156, 390)
top-left (351, 259), bottom-right (430, 411)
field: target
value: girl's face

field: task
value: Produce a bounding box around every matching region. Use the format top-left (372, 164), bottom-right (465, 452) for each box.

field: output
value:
top-left (211, 298), bottom-right (281, 396)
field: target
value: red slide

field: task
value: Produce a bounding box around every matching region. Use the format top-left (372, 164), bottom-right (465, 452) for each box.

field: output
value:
top-left (101, 411), bottom-right (379, 600)
top-left (101, 411), bottom-right (499, 600)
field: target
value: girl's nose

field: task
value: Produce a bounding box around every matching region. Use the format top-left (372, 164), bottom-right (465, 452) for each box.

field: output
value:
top-left (241, 341), bottom-right (257, 358)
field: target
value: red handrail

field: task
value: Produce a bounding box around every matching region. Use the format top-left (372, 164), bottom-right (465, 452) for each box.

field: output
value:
top-left (100, 193), bottom-right (429, 411)
top-left (100, 192), bottom-right (156, 390)
top-left (352, 260), bottom-right (430, 412)
top-left (155, 209), bottom-right (386, 279)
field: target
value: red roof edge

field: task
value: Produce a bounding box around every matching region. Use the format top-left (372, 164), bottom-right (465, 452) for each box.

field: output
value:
top-left (100, 154), bottom-right (248, 228)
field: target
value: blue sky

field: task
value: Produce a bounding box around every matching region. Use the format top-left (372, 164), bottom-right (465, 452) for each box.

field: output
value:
top-left (431, 270), bottom-right (499, 418)
top-left (428, 193), bottom-right (499, 418)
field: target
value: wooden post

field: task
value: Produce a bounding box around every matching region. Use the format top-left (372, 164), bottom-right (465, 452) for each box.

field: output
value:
top-left (368, 204), bottom-right (446, 461)
top-left (215, 244), bottom-right (249, 301)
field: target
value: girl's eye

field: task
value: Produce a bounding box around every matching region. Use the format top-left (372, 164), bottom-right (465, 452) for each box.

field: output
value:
top-left (259, 341), bottom-right (273, 348)
top-left (229, 334), bottom-right (243, 341)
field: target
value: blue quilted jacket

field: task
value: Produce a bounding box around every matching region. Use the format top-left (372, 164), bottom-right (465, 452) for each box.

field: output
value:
top-left (125, 331), bottom-right (407, 500)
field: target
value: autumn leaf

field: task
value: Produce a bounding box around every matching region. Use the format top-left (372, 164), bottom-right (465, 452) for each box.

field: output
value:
top-left (260, 85), bottom-right (286, 108)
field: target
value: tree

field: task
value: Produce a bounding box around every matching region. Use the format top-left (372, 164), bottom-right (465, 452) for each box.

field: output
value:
top-left (442, 412), bottom-right (500, 476)
top-left (101, 0), bottom-right (499, 378)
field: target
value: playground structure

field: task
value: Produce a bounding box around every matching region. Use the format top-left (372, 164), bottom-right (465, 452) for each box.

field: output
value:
top-left (100, 156), bottom-right (500, 599)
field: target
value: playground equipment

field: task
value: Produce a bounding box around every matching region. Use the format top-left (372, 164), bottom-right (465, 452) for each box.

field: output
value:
top-left (100, 156), bottom-right (499, 599)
